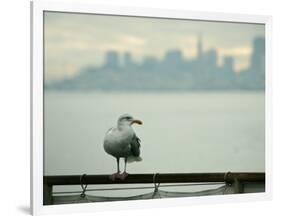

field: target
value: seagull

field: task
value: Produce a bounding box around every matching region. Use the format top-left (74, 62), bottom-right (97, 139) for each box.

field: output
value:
top-left (104, 114), bottom-right (143, 180)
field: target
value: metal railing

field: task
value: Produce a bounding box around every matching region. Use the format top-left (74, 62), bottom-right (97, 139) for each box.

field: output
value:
top-left (43, 172), bottom-right (265, 205)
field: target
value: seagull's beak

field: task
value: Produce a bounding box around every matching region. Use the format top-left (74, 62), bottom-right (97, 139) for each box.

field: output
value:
top-left (131, 119), bottom-right (143, 125)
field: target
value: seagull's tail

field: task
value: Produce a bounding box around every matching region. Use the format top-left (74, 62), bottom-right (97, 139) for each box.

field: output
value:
top-left (127, 156), bottom-right (142, 163)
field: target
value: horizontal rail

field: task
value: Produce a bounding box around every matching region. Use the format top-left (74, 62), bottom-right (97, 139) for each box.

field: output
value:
top-left (44, 172), bottom-right (265, 186)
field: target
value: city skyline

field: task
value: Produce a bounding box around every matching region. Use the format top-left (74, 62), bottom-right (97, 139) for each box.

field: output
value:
top-left (94, 34), bottom-right (254, 72)
top-left (46, 35), bottom-right (265, 91)
top-left (44, 12), bottom-right (265, 81)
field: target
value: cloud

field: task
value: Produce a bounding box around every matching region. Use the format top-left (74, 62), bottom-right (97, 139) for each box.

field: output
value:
top-left (93, 35), bottom-right (146, 57)
top-left (218, 46), bottom-right (252, 57)
top-left (119, 34), bottom-right (146, 46)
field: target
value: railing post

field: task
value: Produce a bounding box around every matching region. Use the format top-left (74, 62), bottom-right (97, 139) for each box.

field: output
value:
top-left (43, 183), bottom-right (53, 205)
top-left (233, 178), bottom-right (244, 193)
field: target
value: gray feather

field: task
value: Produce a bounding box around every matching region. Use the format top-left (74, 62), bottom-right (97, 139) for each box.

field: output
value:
top-left (130, 134), bottom-right (141, 157)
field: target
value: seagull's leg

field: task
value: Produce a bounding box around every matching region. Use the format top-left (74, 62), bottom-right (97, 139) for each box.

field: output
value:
top-left (110, 157), bottom-right (121, 181)
top-left (120, 158), bottom-right (129, 180)
top-left (117, 157), bottom-right (120, 173)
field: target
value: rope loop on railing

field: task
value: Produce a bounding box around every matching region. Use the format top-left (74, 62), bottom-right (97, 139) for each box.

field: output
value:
top-left (153, 173), bottom-right (160, 192)
top-left (224, 171), bottom-right (232, 186)
top-left (80, 174), bottom-right (88, 198)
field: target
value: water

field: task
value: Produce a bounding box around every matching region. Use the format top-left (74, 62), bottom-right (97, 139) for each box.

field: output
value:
top-left (44, 91), bottom-right (265, 177)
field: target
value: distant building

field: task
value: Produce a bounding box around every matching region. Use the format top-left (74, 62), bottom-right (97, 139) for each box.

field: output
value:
top-left (203, 49), bottom-right (218, 69)
top-left (104, 51), bottom-right (120, 69)
top-left (195, 34), bottom-right (218, 74)
top-left (142, 56), bottom-right (158, 70)
top-left (223, 56), bottom-right (234, 72)
top-left (164, 50), bottom-right (183, 66)
top-left (124, 52), bottom-right (133, 68)
top-left (250, 37), bottom-right (265, 73)
top-left (197, 33), bottom-right (203, 60)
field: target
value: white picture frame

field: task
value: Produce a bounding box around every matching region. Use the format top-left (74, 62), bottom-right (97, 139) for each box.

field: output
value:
top-left (31, 0), bottom-right (272, 215)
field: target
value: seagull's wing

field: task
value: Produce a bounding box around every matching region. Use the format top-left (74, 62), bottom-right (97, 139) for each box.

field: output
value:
top-left (130, 134), bottom-right (141, 157)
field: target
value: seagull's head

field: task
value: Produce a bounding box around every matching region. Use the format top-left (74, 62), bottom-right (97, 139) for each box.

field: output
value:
top-left (117, 114), bottom-right (143, 126)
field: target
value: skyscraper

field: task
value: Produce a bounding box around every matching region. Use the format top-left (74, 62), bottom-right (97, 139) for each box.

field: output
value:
top-left (124, 52), bottom-right (133, 68)
top-left (164, 50), bottom-right (183, 65)
top-left (197, 33), bottom-right (203, 60)
top-left (104, 51), bottom-right (119, 69)
top-left (223, 56), bottom-right (234, 72)
top-left (250, 37), bottom-right (265, 73)
top-left (203, 49), bottom-right (217, 69)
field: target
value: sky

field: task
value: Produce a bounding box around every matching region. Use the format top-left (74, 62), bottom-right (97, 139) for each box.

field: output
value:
top-left (44, 11), bottom-right (265, 81)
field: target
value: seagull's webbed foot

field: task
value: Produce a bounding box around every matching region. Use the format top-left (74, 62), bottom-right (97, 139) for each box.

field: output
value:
top-left (109, 172), bottom-right (122, 181)
top-left (120, 172), bottom-right (129, 180)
